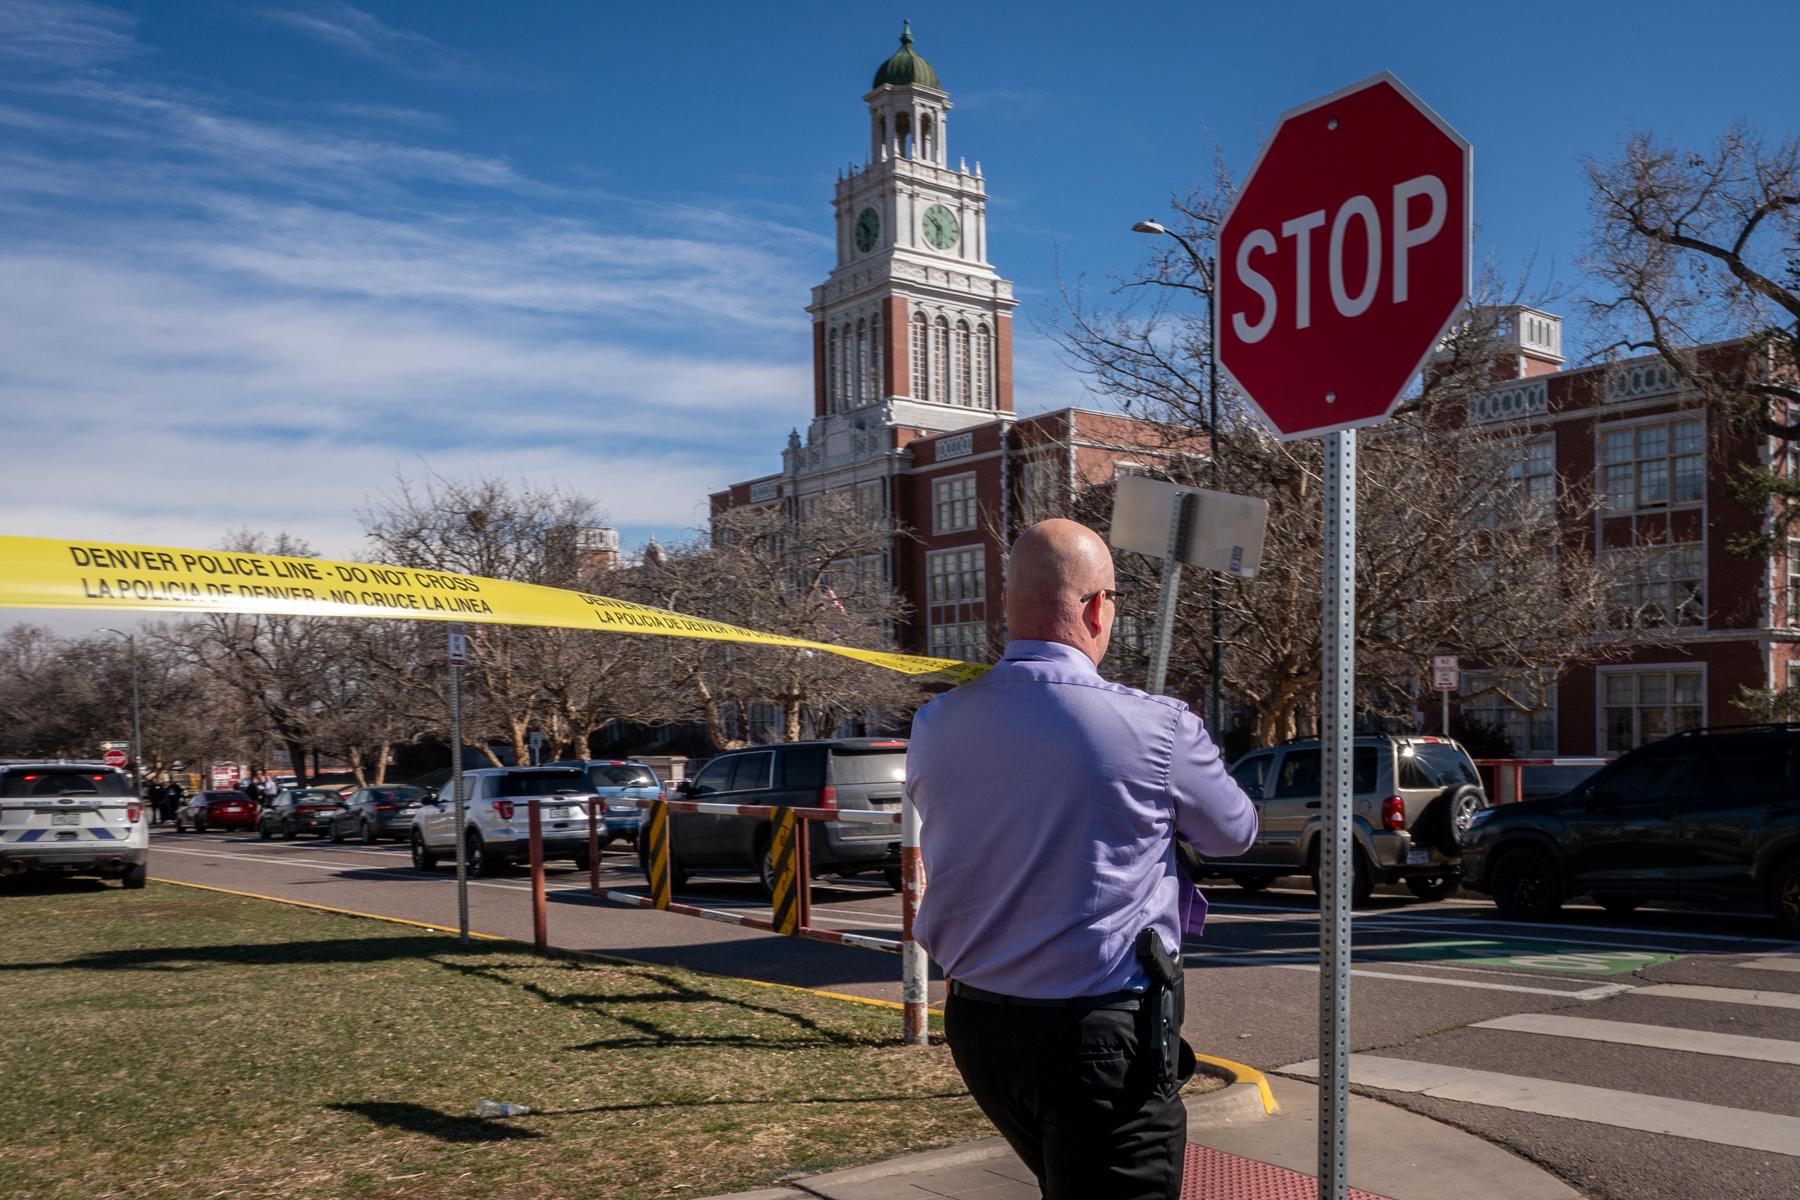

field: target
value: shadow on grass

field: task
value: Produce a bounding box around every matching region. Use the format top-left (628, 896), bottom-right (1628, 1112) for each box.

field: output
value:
top-left (0, 936), bottom-right (509, 974)
top-left (537, 1090), bottom-right (969, 1117)
top-left (438, 957), bottom-right (873, 1052)
top-left (328, 1101), bottom-right (542, 1142)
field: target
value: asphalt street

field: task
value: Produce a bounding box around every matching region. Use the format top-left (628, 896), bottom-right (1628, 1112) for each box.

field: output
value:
top-left (137, 826), bottom-right (1800, 1200)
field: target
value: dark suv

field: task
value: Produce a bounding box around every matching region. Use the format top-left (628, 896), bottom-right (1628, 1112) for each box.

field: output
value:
top-left (1207, 735), bottom-right (1489, 905)
top-left (646, 739), bottom-right (906, 896)
top-left (1460, 725), bottom-right (1800, 933)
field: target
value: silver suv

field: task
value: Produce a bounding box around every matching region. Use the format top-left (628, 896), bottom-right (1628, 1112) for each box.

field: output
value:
top-left (1206, 736), bottom-right (1488, 905)
top-left (0, 763), bottom-right (149, 888)
top-left (409, 766), bottom-right (600, 876)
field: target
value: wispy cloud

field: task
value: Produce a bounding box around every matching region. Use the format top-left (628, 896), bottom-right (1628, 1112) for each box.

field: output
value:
top-left (0, 0), bottom-right (141, 71)
top-left (259, 2), bottom-right (484, 82)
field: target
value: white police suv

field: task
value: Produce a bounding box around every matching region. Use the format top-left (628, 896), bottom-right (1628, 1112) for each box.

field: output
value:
top-left (0, 763), bottom-right (149, 888)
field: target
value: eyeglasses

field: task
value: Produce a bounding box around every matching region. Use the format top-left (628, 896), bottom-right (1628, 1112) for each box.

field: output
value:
top-left (1079, 588), bottom-right (1127, 604)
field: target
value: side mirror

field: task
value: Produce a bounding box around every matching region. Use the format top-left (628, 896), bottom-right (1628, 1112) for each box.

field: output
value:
top-left (1243, 783), bottom-right (1265, 802)
top-left (675, 780), bottom-right (696, 796)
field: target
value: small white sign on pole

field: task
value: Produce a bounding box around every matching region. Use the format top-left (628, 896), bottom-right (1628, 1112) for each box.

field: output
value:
top-left (446, 622), bottom-right (467, 666)
top-left (1432, 655), bottom-right (1459, 693)
top-left (1109, 475), bottom-right (1270, 578)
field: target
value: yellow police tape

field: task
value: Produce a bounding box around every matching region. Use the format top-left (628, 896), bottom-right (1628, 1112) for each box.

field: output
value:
top-left (0, 534), bottom-right (987, 682)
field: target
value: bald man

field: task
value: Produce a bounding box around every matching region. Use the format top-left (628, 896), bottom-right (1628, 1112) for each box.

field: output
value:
top-left (908, 518), bottom-right (1257, 1200)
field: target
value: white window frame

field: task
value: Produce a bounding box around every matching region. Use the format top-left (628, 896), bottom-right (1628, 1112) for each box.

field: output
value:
top-left (926, 545), bottom-right (985, 605)
top-left (1460, 670), bottom-right (1558, 755)
top-left (1601, 539), bottom-right (1706, 629)
top-left (1598, 414), bottom-right (1705, 514)
top-left (932, 473), bottom-right (977, 534)
top-left (1595, 663), bottom-right (1706, 755)
top-left (928, 619), bottom-right (987, 662)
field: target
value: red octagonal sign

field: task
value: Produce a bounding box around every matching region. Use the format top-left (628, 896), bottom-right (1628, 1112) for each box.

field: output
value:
top-left (1217, 73), bottom-right (1470, 440)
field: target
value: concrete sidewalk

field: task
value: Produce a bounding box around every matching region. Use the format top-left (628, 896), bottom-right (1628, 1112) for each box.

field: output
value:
top-left (696, 1069), bottom-right (1585, 1200)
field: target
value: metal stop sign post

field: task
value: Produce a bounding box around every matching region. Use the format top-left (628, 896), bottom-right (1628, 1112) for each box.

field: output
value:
top-left (1216, 72), bottom-right (1471, 1200)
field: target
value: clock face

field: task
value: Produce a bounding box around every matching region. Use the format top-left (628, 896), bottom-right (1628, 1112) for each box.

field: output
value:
top-left (923, 204), bottom-right (960, 250)
top-left (855, 207), bottom-right (880, 253)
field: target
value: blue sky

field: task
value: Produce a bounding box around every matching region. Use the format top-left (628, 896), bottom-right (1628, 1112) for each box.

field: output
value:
top-left (2, 0), bottom-right (1796, 573)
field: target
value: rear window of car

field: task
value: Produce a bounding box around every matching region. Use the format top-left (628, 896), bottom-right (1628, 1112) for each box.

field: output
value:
top-left (1, 770), bottom-right (131, 798)
top-left (494, 771), bottom-right (589, 797)
top-left (1397, 744), bottom-right (1480, 789)
top-left (828, 750), bottom-right (907, 786)
top-left (367, 788), bottom-right (423, 802)
top-left (291, 790), bottom-right (336, 803)
top-left (205, 791), bottom-right (250, 801)
top-left (587, 765), bottom-right (658, 788)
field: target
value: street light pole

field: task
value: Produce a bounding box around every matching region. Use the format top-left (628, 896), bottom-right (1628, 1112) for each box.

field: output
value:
top-left (1132, 220), bottom-right (1225, 737)
top-left (99, 627), bottom-right (143, 784)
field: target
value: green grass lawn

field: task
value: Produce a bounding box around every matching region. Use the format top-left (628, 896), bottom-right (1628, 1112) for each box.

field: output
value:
top-left (0, 881), bottom-right (988, 1199)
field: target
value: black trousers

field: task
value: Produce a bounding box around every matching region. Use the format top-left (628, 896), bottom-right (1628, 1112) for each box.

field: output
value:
top-left (944, 984), bottom-right (1187, 1200)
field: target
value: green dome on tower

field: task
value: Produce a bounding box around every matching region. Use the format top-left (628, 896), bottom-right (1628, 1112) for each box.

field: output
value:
top-left (871, 22), bottom-right (940, 90)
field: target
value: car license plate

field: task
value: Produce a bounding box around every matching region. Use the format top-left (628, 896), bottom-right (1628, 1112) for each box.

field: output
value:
top-left (52, 812), bottom-right (80, 827)
top-left (1406, 848), bottom-right (1431, 865)
top-left (551, 806), bottom-right (576, 819)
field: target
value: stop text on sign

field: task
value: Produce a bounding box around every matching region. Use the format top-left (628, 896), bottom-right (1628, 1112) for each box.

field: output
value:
top-left (1216, 73), bottom-right (1471, 440)
top-left (1230, 174), bottom-right (1447, 342)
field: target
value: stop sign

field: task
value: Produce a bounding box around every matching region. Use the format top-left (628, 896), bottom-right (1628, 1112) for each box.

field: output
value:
top-left (1217, 73), bottom-right (1470, 439)
top-left (103, 748), bottom-right (128, 769)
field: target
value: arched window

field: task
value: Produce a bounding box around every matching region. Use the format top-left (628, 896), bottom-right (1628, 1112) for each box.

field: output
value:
top-left (911, 313), bottom-right (930, 402)
top-left (974, 324), bottom-right (992, 408)
top-left (827, 330), bottom-right (839, 412)
top-left (869, 315), bottom-right (883, 400)
top-left (932, 316), bottom-right (950, 405)
top-left (921, 114), bottom-right (937, 163)
top-left (955, 320), bottom-right (972, 406)
top-left (895, 112), bottom-right (913, 159)
top-left (854, 319), bottom-right (868, 407)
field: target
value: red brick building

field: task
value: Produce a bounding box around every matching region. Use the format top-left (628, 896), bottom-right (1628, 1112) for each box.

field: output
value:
top-left (711, 29), bottom-right (1172, 664)
top-left (1452, 307), bottom-right (1799, 755)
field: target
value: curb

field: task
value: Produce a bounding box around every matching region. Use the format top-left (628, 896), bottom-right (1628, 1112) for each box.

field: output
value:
top-left (692, 1060), bottom-right (1278, 1200)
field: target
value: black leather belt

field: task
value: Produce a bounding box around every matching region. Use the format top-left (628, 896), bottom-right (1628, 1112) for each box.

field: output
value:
top-left (949, 979), bottom-right (1142, 1011)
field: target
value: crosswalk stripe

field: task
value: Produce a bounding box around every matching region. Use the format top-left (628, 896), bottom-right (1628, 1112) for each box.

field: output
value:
top-left (1635, 983), bottom-right (1800, 1010)
top-left (1738, 957), bottom-right (1800, 973)
top-left (1276, 1054), bottom-right (1800, 1156)
top-left (1474, 1012), bottom-right (1800, 1064)
top-left (1189, 956), bottom-right (1627, 998)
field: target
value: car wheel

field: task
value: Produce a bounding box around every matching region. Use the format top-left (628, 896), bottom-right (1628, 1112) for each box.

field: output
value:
top-left (1598, 896), bottom-right (1645, 917)
top-left (258, 822), bottom-right (271, 841)
top-left (1312, 849), bottom-right (1374, 908)
top-left (883, 865), bottom-right (905, 892)
top-left (469, 831), bottom-right (502, 877)
top-left (1769, 860), bottom-right (1800, 937)
top-left (1232, 873), bottom-right (1277, 893)
top-left (360, 821), bottom-right (375, 845)
top-left (329, 822), bottom-right (344, 843)
top-left (572, 852), bottom-right (592, 874)
top-left (637, 838), bottom-right (688, 890)
top-left (1490, 845), bottom-right (1562, 921)
top-left (1406, 874), bottom-right (1460, 902)
top-left (411, 831), bottom-right (438, 871)
top-left (194, 818), bottom-right (207, 835)
top-left (755, 828), bottom-right (781, 900)
top-left (174, 815), bottom-right (185, 833)
top-left (282, 821), bottom-right (296, 841)
top-left (121, 862), bottom-right (148, 890)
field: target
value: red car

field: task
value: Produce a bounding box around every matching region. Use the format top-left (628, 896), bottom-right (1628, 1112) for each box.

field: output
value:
top-left (174, 790), bottom-right (258, 833)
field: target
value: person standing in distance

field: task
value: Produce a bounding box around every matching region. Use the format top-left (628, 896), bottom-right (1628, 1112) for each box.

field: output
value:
top-left (908, 518), bottom-right (1258, 1200)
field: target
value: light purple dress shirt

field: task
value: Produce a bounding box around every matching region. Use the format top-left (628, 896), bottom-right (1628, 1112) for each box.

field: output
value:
top-left (908, 639), bottom-right (1258, 998)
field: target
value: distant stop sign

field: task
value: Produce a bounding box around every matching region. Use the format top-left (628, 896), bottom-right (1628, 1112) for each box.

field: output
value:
top-left (1217, 73), bottom-right (1470, 439)
top-left (103, 748), bottom-right (128, 768)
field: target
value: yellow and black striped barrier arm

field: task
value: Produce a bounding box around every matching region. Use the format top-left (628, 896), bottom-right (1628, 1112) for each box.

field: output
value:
top-left (0, 534), bottom-right (988, 682)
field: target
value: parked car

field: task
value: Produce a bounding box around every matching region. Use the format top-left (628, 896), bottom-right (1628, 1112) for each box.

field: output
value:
top-left (552, 759), bottom-right (664, 847)
top-left (645, 739), bottom-right (906, 897)
top-left (327, 786), bottom-right (427, 844)
top-left (176, 790), bottom-right (259, 833)
top-left (410, 767), bottom-right (600, 876)
top-left (0, 763), bottom-right (148, 888)
top-left (1460, 725), bottom-right (1800, 933)
top-left (1205, 735), bottom-right (1490, 905)
top-left (255, 788), bottom-right (344, 840)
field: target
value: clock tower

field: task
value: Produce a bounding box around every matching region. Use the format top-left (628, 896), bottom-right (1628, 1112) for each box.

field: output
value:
top-left (804, 24), bottom-right (1017, 447)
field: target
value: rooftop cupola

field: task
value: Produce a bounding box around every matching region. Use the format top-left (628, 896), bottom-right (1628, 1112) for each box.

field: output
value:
top-left (866, 24), bottom-right (949, 166)
top-left (871, 22), bottom-right (940, 90)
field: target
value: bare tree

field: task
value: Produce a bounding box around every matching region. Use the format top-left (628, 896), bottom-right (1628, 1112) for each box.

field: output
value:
top-left (1583, 125), bottom-right (1800, 552)
top-left (361, 473), bottom-right (653, 765)
top-left (633, 491), bottom-right (922, 747)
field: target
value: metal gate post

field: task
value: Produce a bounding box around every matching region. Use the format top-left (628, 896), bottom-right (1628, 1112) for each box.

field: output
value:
top-left (900, 796), bottom-right (928, 1046)
top-left (528, 798), bottom-right (547, 954)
